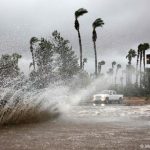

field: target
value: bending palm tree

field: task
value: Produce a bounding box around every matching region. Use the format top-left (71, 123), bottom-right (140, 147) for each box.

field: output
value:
top-left (30, 37), bottom-right (38, 70)
top-left (92, 18), bottom-right (104, 77)
top-left (74, 8), bottom-right (88, 69)
top-left (98, 60), bottom-right (105, 75)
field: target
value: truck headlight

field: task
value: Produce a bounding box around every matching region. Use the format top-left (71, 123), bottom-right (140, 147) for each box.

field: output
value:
top-left (101, 96), bottom-right (106, 101)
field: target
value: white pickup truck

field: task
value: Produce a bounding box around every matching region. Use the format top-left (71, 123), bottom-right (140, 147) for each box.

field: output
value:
top-left (93, 90), bottom-right (123, 104)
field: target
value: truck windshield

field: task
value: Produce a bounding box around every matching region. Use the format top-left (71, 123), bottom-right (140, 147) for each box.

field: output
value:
top-left (100, 90), bottom-right (109, 94)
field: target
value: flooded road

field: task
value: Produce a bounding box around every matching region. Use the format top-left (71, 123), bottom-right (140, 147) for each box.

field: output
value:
top-left (0, 104), bottom-right (150, 150)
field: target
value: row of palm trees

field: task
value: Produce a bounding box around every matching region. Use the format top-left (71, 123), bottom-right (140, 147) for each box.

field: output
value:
top-left (74, 8), bottom-right (104, 77)
top-left (74, 8), bottom-right (150, 88)
top-left (126, 43), bottom-right (150, 87)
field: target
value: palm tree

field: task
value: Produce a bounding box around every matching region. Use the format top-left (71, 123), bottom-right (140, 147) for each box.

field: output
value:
top-left (30, 37), bottom-right (38, 70)
top-left (92, 18), bottom-right (104, 77)
top-left (115, 64), bottom-right (121, 86)
top-left (136, 43), bottom-right (149, 87)
top-left (98, 60), bottom-right (105, 75)
top-left (126, 49), bottom-right (136, 86)
top-left (74, 8), bottom-right (88, 69)
top-left (112, 61), bottom-right (116, 69)
top-left (83, 58), bottom-right (87, 70)
top-left (136, 45), bottom-right (141, 85)
top-left (126, 49), bottom-right (136, 65)
top-left (111, 61), bottom-right (116, 81)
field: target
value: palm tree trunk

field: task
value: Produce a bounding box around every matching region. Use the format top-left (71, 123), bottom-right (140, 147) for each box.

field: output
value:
top-left (83, 62), bottom-right (84, 70)
top-left (98, 65), bottom-right (101, 75)
top-left (143, 50), bottom-right (146, 87)
top-left (136, 53), bottom-right (139, 86)
top-left (143, 50), bottom-right (146, 71)
top-left (115, 70), bottom-right (118, 87)
top-left (93, 41), bottom-right (97, 77)
top-left (139, 51), bottom-right (142, 88)
top-left (77, 29), bottom-right (83, 69)
top-left (121, 72), bottom-right (124, 88)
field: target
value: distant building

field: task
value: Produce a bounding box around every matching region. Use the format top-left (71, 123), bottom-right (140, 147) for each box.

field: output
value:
top-left (145, 50), bottom-right (150, 68)
top-left (145, 49), bottom-right (150, 88)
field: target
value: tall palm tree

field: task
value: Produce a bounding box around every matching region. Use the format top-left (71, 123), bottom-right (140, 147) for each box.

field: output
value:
top-left (74, 8), bottom-right (88, 69)
top-left (98, 60), bottom-right (105, 75)
top-left (115, 64), bottom-right (121, 86)
top-left (92, 18), bottom-right (104, 77)
top-left (30, 37), bottom-right (38, 70)
top-left (136, 43), bottom-right (149, 87)
top-left (136, 45), bottom-right (141, 85)
top-left (83, 58), bottom-right (87, 70)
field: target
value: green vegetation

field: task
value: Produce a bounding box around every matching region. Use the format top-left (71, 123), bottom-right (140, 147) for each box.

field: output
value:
top-left (0, 53), bottom-right (22, 87)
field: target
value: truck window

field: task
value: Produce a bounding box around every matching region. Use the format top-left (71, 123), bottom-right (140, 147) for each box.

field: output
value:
top-left (113, 91), bottom-right (116, 94)
top-left (110, 91), bottom-right (113, 95)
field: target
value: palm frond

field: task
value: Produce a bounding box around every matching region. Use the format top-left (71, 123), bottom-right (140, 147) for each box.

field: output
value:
top-left (117, 64), bottom-right (121, 69)
top-left (93, 18), bottom-right (104, 29)
top-left (100, 60), bottom-right (105, 65)
top-left (75, 8), bottom-right (88, 18)
top-left (112, 61), bottom-right (116, 67)
top-left (143, 43), bottom-right (150, 50)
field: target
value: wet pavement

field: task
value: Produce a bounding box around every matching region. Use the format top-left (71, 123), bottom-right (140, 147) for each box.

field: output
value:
top-left (0, 104), bottom-right (150, 150)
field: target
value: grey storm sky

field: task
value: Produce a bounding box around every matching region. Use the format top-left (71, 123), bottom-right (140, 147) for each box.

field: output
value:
top-left (0, 0), bottom-right (150, 74)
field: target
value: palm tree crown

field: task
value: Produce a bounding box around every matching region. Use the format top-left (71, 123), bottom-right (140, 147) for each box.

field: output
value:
top-left (126, 49), bottom-right (136, 65)
top-left (112, 61), bottom-right (116, 68)
top-left (75, 8), bottom-right (88, 31)
top-left (92, 18), bottom-right (104, 42)
top-left (98, 60), bottom-right (105, 75)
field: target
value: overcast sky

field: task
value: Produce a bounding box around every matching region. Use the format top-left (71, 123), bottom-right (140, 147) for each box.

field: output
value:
top-left (0, 0), bottom-right (150, 74)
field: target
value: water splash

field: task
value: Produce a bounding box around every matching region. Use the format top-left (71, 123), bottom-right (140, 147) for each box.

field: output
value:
top-left (0, 75), bottom-right (110, 125)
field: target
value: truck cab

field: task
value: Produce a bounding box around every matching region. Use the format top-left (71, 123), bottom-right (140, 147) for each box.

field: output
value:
top-left (93, 90), bottom-right (123, 104)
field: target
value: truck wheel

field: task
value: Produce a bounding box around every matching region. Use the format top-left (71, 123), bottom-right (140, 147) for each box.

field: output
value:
top-left (106, 97), bottom-right (109, 104)
top-left (118, 98), bottom-right (123, 104)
